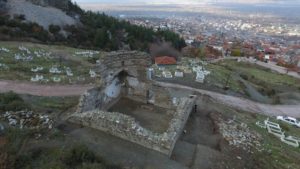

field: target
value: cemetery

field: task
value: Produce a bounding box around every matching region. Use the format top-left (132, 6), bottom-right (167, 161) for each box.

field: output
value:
top-left (151, 57), bottom-right (211, 83)
top-left (0, 42), bottom-right (100, 84)
top-left (256, 118), bottom-right (300, 148)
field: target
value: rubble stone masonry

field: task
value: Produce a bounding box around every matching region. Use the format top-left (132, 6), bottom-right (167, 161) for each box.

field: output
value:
top-left (69, 96), bottom-right (196, 156)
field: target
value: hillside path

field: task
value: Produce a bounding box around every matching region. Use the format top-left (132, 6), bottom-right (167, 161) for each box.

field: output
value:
top-left (0, 80), bottom-right (299, 117)
top-left (0, 80), bottom-right (93, 96)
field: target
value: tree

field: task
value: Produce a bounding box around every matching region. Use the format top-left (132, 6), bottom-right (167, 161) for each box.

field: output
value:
top-left (94, 28), bottom-right (109, 49)
top-left (49, 24), bottom-right (61, 34)
top-left (231, 49), bottom-right (241, 57)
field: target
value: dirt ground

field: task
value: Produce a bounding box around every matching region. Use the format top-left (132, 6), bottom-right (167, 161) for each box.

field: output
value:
top-left (108, 97), bottom-right (172, 133)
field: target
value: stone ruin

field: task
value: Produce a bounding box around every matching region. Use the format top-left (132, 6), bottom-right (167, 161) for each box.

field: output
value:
top-left (69, 51), bottom-right (196, 156)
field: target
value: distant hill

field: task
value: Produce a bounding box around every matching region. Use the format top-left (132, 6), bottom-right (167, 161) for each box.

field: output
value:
top-left (0, 0), bottom-right (186, 51)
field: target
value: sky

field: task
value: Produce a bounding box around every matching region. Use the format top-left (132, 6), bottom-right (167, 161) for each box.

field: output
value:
top-left (72, 0), bottom-right (277, 5)
top-left (73, 0), bottom-right (209, 5)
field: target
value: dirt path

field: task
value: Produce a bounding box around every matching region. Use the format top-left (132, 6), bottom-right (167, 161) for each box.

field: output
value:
top-left (0, 80), bottom-right (93, 96)
top-left (155, 81), bottom-right (300, 118)
top-left (1, 79), bottom-right (299, 117)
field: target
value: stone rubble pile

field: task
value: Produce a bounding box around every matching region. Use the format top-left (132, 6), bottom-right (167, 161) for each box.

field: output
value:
top-left (218, 118), bottom-right (262, 152)
top-left (0, 111), bottom-right (53, 130)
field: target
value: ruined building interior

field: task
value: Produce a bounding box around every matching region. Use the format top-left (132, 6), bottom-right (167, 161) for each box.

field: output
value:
top-left (69, 51), bottom-right (196, 156)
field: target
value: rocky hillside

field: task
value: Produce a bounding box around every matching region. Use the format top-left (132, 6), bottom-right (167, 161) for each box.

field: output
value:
top-left (0, 0), bottom-right (185, 51)
top-left (26, 0), bottom-right (69, 10)
top-left (7, 0), bottom-right (76, 29)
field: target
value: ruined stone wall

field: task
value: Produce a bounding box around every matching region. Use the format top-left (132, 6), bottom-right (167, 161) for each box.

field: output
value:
top-left (70, 96), bottom-right (196, 156)
top-left (77, 83), bottom-right (125, 113)
top-left (72, 51), bottom-right (196, 156)
top-left (77, 76), bottom-right (147, 113)
top-left (77, 51), bottom-right (152, 112)
top-left (77, 88), bottom-right (104, 113)
top-left (97, 51), bottom-right (151, 82)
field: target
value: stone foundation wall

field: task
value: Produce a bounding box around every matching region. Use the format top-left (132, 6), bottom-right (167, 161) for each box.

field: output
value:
top-left (70, 96), bottom-right (196, 156)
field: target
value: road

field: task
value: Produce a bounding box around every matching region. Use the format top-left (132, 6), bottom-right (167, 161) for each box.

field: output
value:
top-left (211, 57), bottom-right (300, 79)
top-left (0, 80), bottom-right (93, 96)
top-left (155, 81), bottom-right (300, 118)
top-left (0, 80), bottom-right (299, 118)
top-left (255, 61), bottom-right (300, 79)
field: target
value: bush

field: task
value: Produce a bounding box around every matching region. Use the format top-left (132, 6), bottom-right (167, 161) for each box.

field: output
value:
top-left (231, 49), bottom-right (241, 57)
top-left (63, 144), bottom-right (122, 169)
top-left (0, 91), bottom-right (29, 111)
top-left (14, 153), bottom-right (32, 169)
top-left (49, 24), bottom-right (61, 34)
top-left (240, 74), bottom-right (248, 80)
top-left (87, 57), bottom-right (98, 64)
top-left (272, 96), bottom-right (281, 104)
top-left (13, 14), bottom-right (25, 21)
top-left (279, 122), bottom-right (290, 132)
top-left (266, 89), bottom-right (276, 96)
top-left (64, 145), bottom-right (98, 167)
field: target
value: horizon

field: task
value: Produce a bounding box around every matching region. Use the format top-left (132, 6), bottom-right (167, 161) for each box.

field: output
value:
top-left (72, 0), bottom-right (299, 5)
